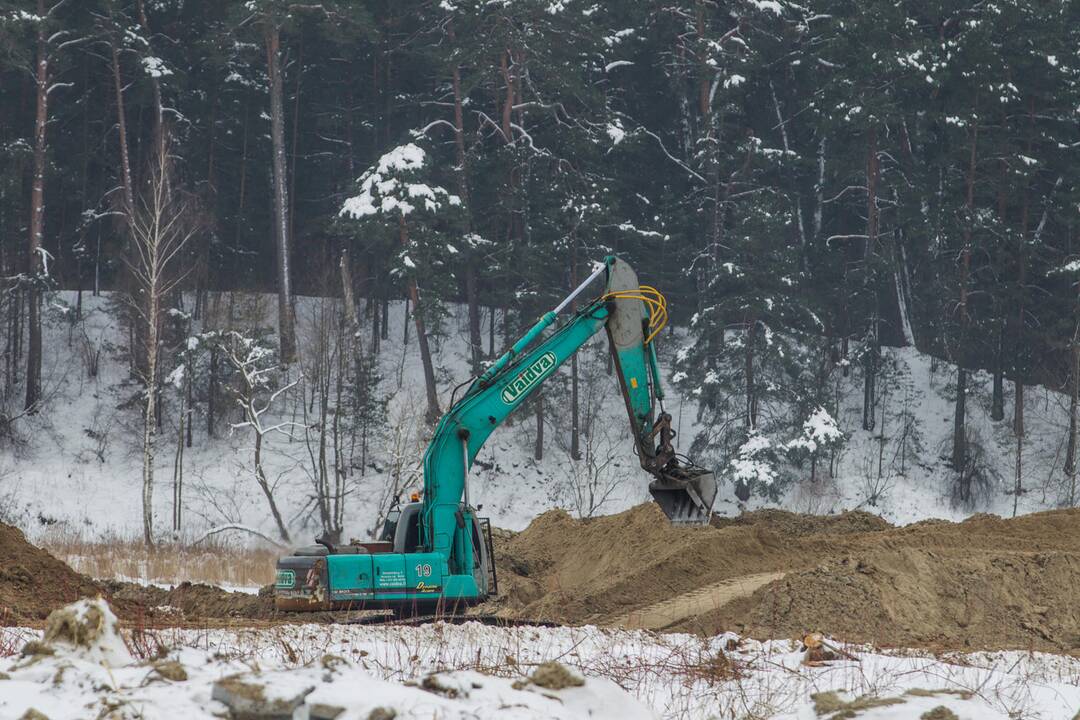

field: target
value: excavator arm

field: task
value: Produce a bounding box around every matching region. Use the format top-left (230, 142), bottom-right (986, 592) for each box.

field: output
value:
top-left (420, 257), bottom-right (716, 566)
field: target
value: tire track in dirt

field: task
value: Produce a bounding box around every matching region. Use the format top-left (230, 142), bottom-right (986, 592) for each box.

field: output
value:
top-left (610, 571), bottom-right (786, 630)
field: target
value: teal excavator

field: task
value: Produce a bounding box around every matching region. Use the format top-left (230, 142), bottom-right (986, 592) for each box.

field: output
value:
top-left (274, 256), bottom-right (716, 613)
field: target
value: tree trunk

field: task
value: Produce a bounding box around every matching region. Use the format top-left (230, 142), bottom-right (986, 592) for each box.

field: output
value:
top-left (266, 24), bottom-right (297, 363)
top-left (952, 114), bottom-right (978, 471)
top-left (288, 31), bottom-right (303, 248)
top-left (400, 218), bottom-right (440, 423)
top-left (235, 103), bottom-right (249, 255)
top-left (381, 290), bottom-right (389, 341)
top-left (991, 152), bottom-right (1008, 422)
top-left (1010, 98), bottom-right (1035, 484)
top-left (136, 0), bottom-right (164, 152)
top-left (173, 393), bottom-right (184, 533)
top-left (142, 289), bottom-right (159, 547)
top-left (110, 44), bottom-right (134, 213)
top-left (1013, 381), bottom-right (1023, 517)
top-left (465, 268), bottom-right (481, 374)
top-left (448, 22), bottom-right (482, 376)
top-left (25, 3), bottom-right (47, 412)
top-left (991, 319), bottom-right (1005, 421)
top-left (953, 366), bottom-right (968, 471)
top-left (745, 320), bottom-right (756, 429)
top-left (207, 345), bottom-right (217, 437)
top-left (254, 432), bottom-right (291, 542)
top-left (862, 125), bottom-right (880, 432)
top-left (1068, 332), bottom-right (1080, 506)
top-left (569, 245), bottom-right (580, 460)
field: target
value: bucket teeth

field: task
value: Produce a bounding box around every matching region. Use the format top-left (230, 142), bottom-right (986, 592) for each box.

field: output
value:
top-left (649, 469), bottom-right (717, 525)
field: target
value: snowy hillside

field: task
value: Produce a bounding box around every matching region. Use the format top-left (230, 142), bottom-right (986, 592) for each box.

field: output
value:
top-left (1, 290), bottom-right (1074, 546)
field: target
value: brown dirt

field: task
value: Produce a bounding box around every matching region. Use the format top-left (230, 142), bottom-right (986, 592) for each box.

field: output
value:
top-left (488, 503), bottom-right (1080, 653)
top-left (14, 504), bottom-right (1080, 654)
top-left (0, 520), bottom-right (277, 626)
top-left (101, 580), bottom-right (277, 621)
top-left (483, 503), bottom-right (842, 623)
top-left (710, 507), bottom-right (892, 536)
top-left (0, 521), bottom-right (107, 624)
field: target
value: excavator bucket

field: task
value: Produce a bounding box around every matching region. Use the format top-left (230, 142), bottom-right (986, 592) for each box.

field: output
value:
top-left (649, 467), bottom-right (717, 525)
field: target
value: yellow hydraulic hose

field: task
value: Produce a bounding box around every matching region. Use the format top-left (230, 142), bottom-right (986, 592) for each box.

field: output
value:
top-left (602, 285), bottom-right (669, 344)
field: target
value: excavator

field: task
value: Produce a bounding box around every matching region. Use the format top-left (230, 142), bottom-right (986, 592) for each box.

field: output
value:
top-left (274, 256), bottom-right (717, 613)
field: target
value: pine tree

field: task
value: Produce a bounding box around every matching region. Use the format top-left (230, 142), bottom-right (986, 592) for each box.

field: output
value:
top-left (338, 141), bottom-right (464, 423)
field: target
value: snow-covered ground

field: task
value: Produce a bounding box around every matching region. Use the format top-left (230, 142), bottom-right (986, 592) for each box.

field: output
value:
top-left (3, 598), bottom-right (1080, 719)
top-left (1, 290), bottom-right (1074, 548)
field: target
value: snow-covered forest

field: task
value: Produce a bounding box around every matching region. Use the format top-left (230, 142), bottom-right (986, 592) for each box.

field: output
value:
top-left (2, 0), bottom-right (1080, 544)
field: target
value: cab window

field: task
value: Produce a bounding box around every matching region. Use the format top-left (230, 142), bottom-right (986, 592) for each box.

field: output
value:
top-left (471, 519), bottom-right (483, 569)
top-left (379, 509), bottom-right (401, 542)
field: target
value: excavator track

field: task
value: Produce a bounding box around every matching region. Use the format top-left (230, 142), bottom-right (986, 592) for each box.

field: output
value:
top-left (339, 613), bottom-right (562, 628)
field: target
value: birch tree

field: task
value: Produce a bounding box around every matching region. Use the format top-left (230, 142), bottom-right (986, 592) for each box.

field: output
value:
top-left (126, 137), bottom-right (195, 546)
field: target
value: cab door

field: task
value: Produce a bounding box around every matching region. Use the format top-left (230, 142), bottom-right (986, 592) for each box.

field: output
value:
top-left (326, 554), bottom-right (375, 602)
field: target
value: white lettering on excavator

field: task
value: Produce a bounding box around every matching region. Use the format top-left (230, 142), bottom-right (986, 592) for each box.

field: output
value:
top-left (500, 352), bottom-right (557, 404)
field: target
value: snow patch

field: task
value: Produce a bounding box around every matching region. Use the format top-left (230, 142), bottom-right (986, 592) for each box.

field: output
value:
top-left (141, 56), bottom-right (173, 78)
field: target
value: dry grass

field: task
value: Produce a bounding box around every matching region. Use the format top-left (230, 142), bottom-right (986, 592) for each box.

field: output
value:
top-left (40, 531), bottom-right (277, 589)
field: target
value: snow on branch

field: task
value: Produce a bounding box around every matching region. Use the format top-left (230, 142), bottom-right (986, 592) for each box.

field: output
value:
top-left (191, 524), bottom-right (288, 549)
top-left (339, 143), bottom-right (461, 219)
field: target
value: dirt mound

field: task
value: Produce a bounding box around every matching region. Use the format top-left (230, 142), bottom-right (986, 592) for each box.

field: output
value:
top-left (0, 522), bottom-right (105, 624)
top-left (486, 503), bottom-right (841, 624)
top-left (710, 508), bottom-right (892, 536)
top-left (492, 503), bottom-right (1080, 653)
top-left (103, 580), bottom-right (276, 621)
top-left (0, 519), bottom-right (276, 626)
top-left (724, 547), bottom-right (1080, 651)
top-left (687, 508), bottom-right (1080, 651)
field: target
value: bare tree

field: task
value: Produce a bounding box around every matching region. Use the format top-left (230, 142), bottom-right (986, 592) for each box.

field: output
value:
top-left (223, 331), bottom-right (302, 543)
top-left (299, 298), bottom-right (347, 542)
top-left (369, 397), bottom-right (425, 538)
top-left (126, 138), bottom-right (195, 546)
top-left (554, 343), bottom-right (622, 517)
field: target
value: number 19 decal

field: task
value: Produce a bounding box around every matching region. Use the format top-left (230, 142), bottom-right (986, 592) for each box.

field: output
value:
top-left (414, 563), bottom-right (432, 577)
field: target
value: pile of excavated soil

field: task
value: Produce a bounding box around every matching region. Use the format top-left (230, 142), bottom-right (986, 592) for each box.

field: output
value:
top-left (0, 522), bottom-right (107, 624)
top-left (710, 507), bottom-right (892, 536)
top-left (0, 520), bottom-right (276, 626)
top-left (491, 503), bottom-right (1080, 653)
top-left (101, 580), bottom-right (276, 621)
top-left (680, 508), bottom-right (1080, 652)
top-left (484, 503), bottom-right (855, 624)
